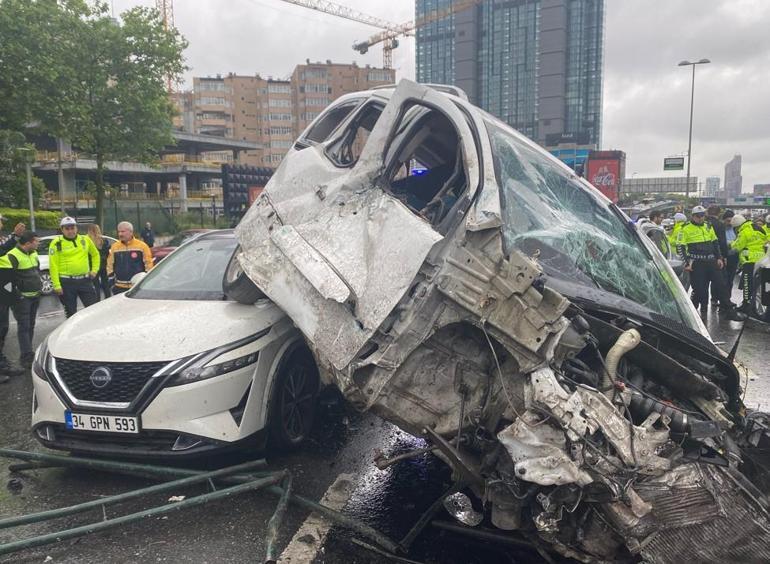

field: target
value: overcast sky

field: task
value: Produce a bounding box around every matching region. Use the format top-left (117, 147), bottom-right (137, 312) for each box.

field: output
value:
top-left (115, 0), bottom-right (770, 191)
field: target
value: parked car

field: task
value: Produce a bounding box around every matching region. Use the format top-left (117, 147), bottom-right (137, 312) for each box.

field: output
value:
top-left (225, 80), bottom-right (770, 561)
top-left (151, 229), bottom-right (212, 263)
top-left (37, 233), bottom-right (118, 295)
top-left (31, 230), bottom-right (319, 458)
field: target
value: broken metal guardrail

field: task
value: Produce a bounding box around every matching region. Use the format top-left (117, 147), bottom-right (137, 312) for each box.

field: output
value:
top-left (0, 448), bottom-right (400, 562)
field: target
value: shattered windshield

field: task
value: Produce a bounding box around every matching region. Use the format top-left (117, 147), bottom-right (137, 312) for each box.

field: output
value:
top-left (485, 120), bottom-right (695, 327)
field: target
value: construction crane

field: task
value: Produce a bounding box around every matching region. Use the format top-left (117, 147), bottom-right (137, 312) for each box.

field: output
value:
top-left (156, 0), bottom-right (175, 92)
top-left (352, 0), bottom-right (483, 69)
top-left (276, 0), bottom-right (483, 69)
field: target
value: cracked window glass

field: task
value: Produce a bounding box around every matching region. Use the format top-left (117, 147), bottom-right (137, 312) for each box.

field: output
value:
top-left (486, 120), bottom-right (697, 328)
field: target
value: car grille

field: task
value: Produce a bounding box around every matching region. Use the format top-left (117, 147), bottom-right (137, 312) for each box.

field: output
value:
top-left (54, 358), bottom-right (167, 403)
top-left (47, 425), bottom-right (180, 452)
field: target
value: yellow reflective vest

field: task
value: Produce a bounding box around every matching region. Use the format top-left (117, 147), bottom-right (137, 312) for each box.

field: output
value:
top-left (48, 234), bottom-right (100, 290)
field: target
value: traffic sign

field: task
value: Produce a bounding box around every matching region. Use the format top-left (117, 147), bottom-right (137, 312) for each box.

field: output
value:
top-left (663, 157), bottom-right (684, 171)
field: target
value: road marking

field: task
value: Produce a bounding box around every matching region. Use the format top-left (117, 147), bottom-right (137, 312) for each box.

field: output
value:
top-left (277, 473), bottom-right (356, 564)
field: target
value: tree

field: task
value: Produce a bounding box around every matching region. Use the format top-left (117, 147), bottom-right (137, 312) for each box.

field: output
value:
top-left (67, 5), bottom-right (187, 226)
top-left (0, 130), bottom-right (44, 209)
top-left (0, 1), bottom-right (187, 226)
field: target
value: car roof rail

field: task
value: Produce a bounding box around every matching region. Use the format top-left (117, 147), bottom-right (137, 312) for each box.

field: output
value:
top-left (370, 82), bottom-right (469, 101)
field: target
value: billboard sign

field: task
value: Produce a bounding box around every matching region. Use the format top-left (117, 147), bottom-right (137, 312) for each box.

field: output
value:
top-left (664, 157), bottom-right (685, 171)
top-left (586, 159), bottom-right (621, 202)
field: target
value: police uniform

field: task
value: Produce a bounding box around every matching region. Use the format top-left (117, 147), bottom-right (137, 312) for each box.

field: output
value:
top-left (677, 220), bottom-right (724, 310)
top-left (0, 245), bottom-right (42, 366)
top-left (49, 233), bottom-right (100, 317)
top-left (731, 220), bottom-right (768, 310)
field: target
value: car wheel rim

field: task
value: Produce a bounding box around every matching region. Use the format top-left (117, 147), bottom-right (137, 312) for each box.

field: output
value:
top-left (41, 274), bottom-right (53, 294)
top-left (280, 363), bottom-right (315, 441)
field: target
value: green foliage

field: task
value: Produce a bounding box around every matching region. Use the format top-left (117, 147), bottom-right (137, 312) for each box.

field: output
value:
top-left (0, 130), bottom-right (44, 208)
top-left (0, 0), bottom-right (188, 227)
top-left (0, 208), bottom-right (62, 230)
top-left (172, 212), bottom-right (232, 233)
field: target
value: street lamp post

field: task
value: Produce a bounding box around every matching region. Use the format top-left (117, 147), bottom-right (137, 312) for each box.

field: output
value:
top-left (678, 58), bottom-right (711, 201)
top-left (19, 147), bottom-right (36, 231)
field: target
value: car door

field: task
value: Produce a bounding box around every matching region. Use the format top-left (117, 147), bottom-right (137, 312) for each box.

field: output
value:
top-left (235, 80), bottom-right (481, 370)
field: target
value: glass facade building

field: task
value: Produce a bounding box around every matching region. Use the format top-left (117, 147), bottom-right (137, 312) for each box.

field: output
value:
top-left (415, 0), bottom-right (604, 148)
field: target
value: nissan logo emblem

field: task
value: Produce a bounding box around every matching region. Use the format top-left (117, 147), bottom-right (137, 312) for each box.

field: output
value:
top-left (90, 367), bottom-right (112, 389)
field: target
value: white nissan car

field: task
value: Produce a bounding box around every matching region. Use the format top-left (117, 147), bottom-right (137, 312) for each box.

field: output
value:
top-left (31, 230), bottom-right (320, 458)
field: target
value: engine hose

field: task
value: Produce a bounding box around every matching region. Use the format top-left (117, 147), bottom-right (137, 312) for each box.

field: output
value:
top-left (628, 391), bottom-right (688, 434)
top-left (602, 328), bottom-right (642, 391)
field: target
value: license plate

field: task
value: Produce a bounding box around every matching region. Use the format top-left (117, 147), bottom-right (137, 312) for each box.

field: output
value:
top-left (64, 411), bottom-right (139, 434)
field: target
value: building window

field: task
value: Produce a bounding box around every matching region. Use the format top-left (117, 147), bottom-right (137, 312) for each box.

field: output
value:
top-left (267, 83), bottom-right (291, 94)
top-left (303, 68), bottom-right (328, 80)
top-left (268, 113), bottom-right (293, 121)
top-left (367, 69), bottom-right (392, 82)
top-left (305, 97), bottom-right (330, 107)
top-left (268, 98), bottom-right (292, 108)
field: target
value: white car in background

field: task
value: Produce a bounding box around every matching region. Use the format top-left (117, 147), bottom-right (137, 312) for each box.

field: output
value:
top-left (31, 230), bottom-right (320, 458)
top-left (37, 233), bottom-right (118, 295)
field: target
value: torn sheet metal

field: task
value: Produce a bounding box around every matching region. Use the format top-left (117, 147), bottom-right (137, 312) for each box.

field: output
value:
top-left (498, 412), bottom-right (592, 487)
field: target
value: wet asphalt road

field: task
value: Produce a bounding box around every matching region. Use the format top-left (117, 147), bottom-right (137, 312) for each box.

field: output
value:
top-left (0, 294), bottom-right (767, 563)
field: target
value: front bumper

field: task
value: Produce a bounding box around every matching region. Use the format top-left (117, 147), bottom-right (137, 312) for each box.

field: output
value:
top-left (31, 361), bottom-right (268, 458)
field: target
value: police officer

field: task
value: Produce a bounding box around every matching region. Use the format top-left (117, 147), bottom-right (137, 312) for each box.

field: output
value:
top-left (0, 215), bottom-right (27, 380)
top-left (49, 217), bottom-right (100, 317)
top-left (0, 231), bottom-right (42, 369)
top-left (678, 206), bottom-right (742, 320)
top-left (669, 212), bottom-right (687, 251)
top-left (731, 214), bottom-right (768, 313)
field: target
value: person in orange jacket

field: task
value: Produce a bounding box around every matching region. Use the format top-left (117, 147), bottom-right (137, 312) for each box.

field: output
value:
top-left (107, 221), bottom-right (154, 294)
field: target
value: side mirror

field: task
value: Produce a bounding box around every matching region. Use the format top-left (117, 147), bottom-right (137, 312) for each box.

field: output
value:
top-left (668, 257), bottom-right (685, 275)
top-left (130, 272), bottom-right (147, 287)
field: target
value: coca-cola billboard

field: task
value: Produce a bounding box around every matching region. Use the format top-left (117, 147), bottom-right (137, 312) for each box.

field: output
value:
top-left (586, 158), bottom-right (621, 202)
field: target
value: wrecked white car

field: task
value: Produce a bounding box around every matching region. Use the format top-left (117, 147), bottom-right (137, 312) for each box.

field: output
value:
top-left (225, 80), bottom-right (770, 562)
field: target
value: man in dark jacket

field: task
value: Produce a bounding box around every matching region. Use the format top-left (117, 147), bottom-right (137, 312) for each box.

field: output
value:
top-left (0, 215), bottom-right (28, 381)
top-left (706, 205), bottom-right (733, 308)
top-left (140, 222), bottom-right (155, 248)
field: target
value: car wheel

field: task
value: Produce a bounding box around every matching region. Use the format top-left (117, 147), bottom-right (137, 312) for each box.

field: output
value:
top-left (40, 272), bottom-right (53, 295)
top-left (269, 345), bottom-right (319, 449)
top-left (753, 271), bottom-right (770, 322)
top-left (223, 245), bottom-right (265, 304)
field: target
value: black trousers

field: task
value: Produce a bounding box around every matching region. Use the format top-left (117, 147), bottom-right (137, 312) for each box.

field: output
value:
top-left (11, 296), bottom-right (39, 362)
top-left (740, 262), bottom-right (756, 307)
top-left (59, 277), bottom-right (98, 318)
top-left (0, 303), bottom-right (9, 365)
top-left (691, 261), bottom-right (725, 309)
top-left (93, 270), bottom-right (112, 301)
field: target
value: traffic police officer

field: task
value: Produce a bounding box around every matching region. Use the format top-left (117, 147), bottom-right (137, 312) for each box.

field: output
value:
top-left (0, 231), bottom-right (42, 368)
top-left (731, 214), bottom-right (768, 313)
top-left (0, 214), bottom-right (26, 380)
top-left (677, 205), bottom-right (736, 316)
top-left (49, 217), bottom-right (100, 317)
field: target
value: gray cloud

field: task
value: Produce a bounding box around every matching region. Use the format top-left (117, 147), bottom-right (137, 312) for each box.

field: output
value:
top-left (114, 0), bottom-right (769, 191)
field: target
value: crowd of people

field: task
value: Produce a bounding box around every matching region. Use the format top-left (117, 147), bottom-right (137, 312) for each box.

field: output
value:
top-left (0, 216), bottom-right (156, 381)
top-left (643, 204), bottom-right (769, 320)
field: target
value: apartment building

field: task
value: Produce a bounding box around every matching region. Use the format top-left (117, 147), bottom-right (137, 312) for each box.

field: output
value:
top-left (186, 62), bottom-right (395, 167)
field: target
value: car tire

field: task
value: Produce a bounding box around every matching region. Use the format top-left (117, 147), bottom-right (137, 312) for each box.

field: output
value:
top-left (268, 344), bottom-right (319, 450)
top-left (753, 271), bottom-right (770, 322)
top-left (223, 245), bottom-right (265, 304)
top-left (40, 272), bottom-right (54, 295)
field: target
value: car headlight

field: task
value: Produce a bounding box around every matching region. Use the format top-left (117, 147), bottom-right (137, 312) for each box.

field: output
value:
top-left (171, 351), bottom-right (260, 386)
top-left (32, 338), bottom-right (52, 379)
